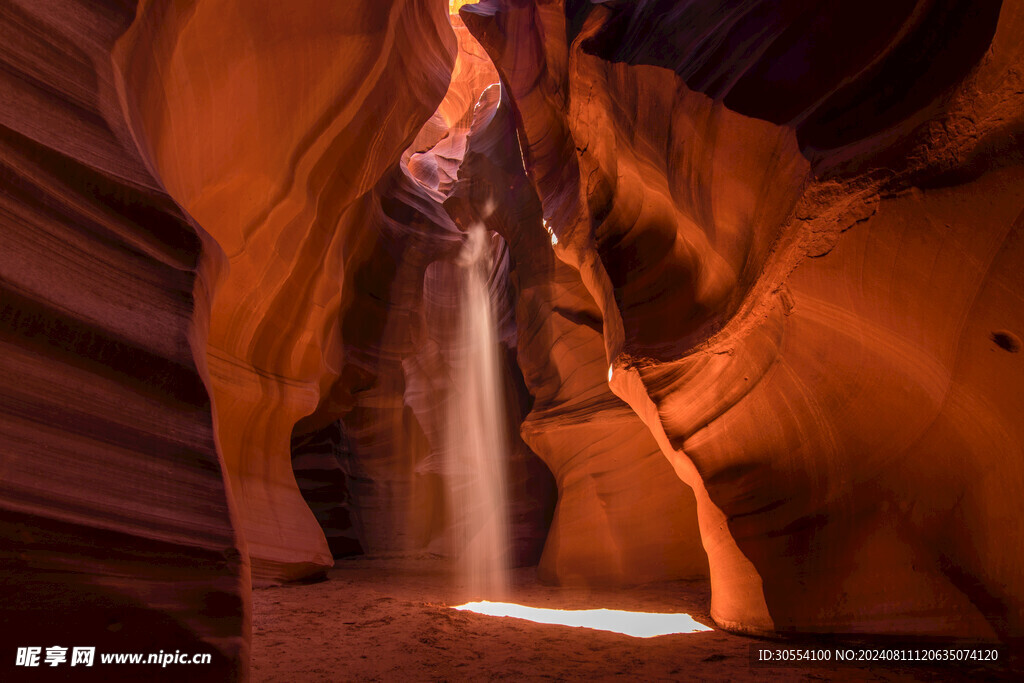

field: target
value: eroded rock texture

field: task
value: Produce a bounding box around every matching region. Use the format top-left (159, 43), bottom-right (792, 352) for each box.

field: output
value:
top-left (117, 0), bottom-right (460, 582)
top-left (446, 83), bottom-right (709, 584)
top-left (463, 0), bottom-right (1024, 639)
top-left (324, 19), bottom-right (558, 564)
top-left (6, 0), bottom-right (1024, 672)
top-left (0, 1), bottom-right (245, 679)
top-left (290, 421), bottom-right (363, 561)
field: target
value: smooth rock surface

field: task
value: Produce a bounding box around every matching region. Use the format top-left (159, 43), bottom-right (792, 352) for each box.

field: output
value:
top-left (464, 0), bottom-right (1024, 638)
top-left (0, 0), bottom-right (247, 678)
top-left (6, 3), bottom-right (1024, 675)
top-left (117, 0), bottom-right (459, 582)
top-left (445, 80), bottom-right (709, 585)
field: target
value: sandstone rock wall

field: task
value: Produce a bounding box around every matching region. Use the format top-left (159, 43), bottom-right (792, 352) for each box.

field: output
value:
top-left (445, 80), bottom-right (709, 585)
top-left (116, 0), bottom-right (459, 582)
top-left (463, 0), bottom-right (1024, 638)
top-left (6, 0), bottom-right (1024, 663)
top-left (0, 1), bottom-right (246, 678)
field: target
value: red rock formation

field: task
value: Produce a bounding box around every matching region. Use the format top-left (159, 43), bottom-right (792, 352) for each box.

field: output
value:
top-left (0, 0), bottom-right (476, 675)
top-left (290, 421), bottom-right (363, 561)
top-left (445, 83), bottom-right (709, 585)
top-left (117, 0), bottom-right (459, 582)
top-left (463, 0), bottom-right (1024, 638)
top-left (323, 22), bottom-right (557, 562)
top-left (0, 1), bottom-right (245, 679)
top-left (276, 15), bottom-right (556, 564)
top-left (7, 2), bottom-right (1024, 677)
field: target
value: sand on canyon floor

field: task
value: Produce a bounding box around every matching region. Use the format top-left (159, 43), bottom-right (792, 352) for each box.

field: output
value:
top-left (251, 556), bottom-right (1017, 682)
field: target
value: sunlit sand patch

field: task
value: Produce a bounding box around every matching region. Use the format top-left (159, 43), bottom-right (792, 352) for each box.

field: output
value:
top-left (452, 601), bottom-right (713, 638)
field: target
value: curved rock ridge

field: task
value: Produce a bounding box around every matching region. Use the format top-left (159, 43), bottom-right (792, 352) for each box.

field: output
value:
top-left (0, 0), bottom-right (246, 678)
top-left (409, 13), bottom-right (503, 174)
top-left (576, 0), bottom-right (1004, 169)
top-left (464, 0), bottom-right (1024, 638)
top-left (316, 161), bottom-right (464, 555)
top-left (290, 420), bottom-right (363, 561)
top-left (293, 19), bottom-right (555, 565)
top-left (445, 83), bottom-right (709, 584)
top-left (116, 0), bottom-right (460, 582)
top-left (8, 0), bottom-right (1024, 673)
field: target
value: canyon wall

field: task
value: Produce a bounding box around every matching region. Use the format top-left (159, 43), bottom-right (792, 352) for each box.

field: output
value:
top-left (0, 0), bottom-right (470, 676)
top-left (463, 0), bottom-right (1024, 638)
top-left (445, 82), bottom-right (709, 584)
top-left (5, 1), bottom-right (1024, 671)
top-left (116, 0), bottom-right (460, 582)
top-left (0, 1), bottom-right (245, 679)
top-left (298, 18), bottom-right (557, 563)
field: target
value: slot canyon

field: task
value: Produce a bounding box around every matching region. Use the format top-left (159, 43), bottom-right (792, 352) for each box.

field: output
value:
top-left (1, 0), bottom-right (1023, 680)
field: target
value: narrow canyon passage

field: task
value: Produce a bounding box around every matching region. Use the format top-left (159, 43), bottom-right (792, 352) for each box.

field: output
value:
top-left (2, 0), bottom-right (1024, 681)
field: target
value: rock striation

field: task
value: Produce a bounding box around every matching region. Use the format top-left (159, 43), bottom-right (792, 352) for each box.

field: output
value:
top-left (117, 0), bottom-right (460, 582)
top-left (0, 0), bottom-right (246, 679)
top-left (4, 1), bottom-right (1024, 674)
top-left (445, 82), bottom-right (709, 584)
top-left (463, 0), bottom-right (1024, 638)
top-left (290, 421), bottom-right (363, 561)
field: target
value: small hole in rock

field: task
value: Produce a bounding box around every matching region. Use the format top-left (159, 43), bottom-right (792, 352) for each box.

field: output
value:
top-left (990, 330), bottom-right (1021, 353)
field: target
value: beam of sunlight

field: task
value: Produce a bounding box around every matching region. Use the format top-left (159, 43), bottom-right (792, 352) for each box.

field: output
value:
top-left (452, 601), bottom-right (713, 638)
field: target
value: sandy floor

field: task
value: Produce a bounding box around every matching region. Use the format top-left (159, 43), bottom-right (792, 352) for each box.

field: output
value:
top-left (251, 557), bottom-right (1016, 681)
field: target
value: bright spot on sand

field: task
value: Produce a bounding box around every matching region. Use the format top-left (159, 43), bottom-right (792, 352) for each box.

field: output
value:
top-left (452, 602), bottom-right (713, 638)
